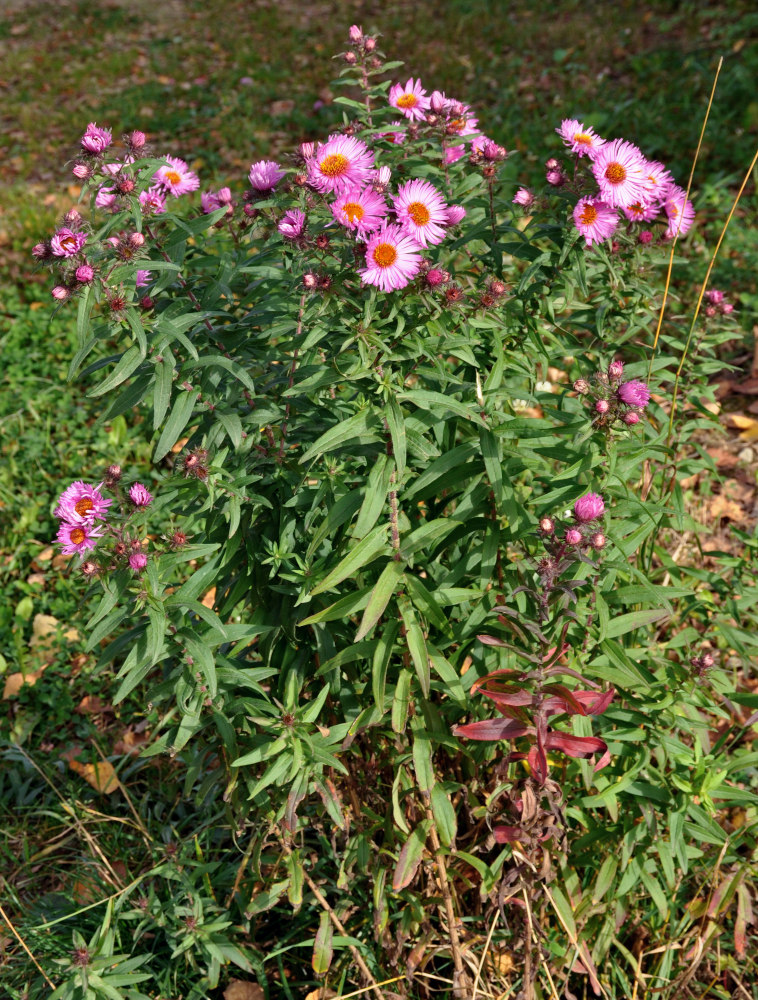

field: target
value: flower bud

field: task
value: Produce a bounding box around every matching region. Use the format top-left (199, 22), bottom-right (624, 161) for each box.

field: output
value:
top-left (80, 560), bottom-right (99, 578)
top-left (539, 517), bottom-right (555, 535)
top-left (430, 90), bottom-right (448, 112)
top-left (512, 187), bottom-right (534, 207)
top-left (590, 531), bottom-right (606, 550)
top-left (105, 464), bottom-right (122, 487)
top-left (129, 130), bottom-right (147, 149)
top-left (72, 162), bottom-right (91, 180)
top-left (32, 242), bottom-right (50, 259)
top-left (617, 380), bottom-right (651, 409)
top-left (546, 168), bottom-right (564, 186)
top-left (303, 272), bottom-right (318, 289)
top-left (129, 551), bottom-right (148, 571)
top-left (129, 232), bottom-right (145, 247)
top-left (638, 230), bottom-right (653, 244)
top-left (445, 205), bottom-right (466, 225)
top-left (140, 295), bottom-right (155, 310)
top-left (52, 285), bottom-right (70, 301)
top-left (706, 289), bottom-right (724, 304)
top-left (595, 399), bottom-right (609, 414)
top-left (701, 652), bottom-right (715, 668)
top-left (566, 528), bottom-right (583, 545)
top-left (489, 279), bottom-right (506, 298)
top-left (300, 141), bottom-right (315, 160)
top-left (608, 359), bottom-right (624, 379)
top-left (129, 482), bottom-right (153, 507)
top-left (545, 157), bottom-right (560, 170)
top-left (704, 305), bottom-right (717, 317)
top-left (344, 51), bottom-right (357, 65)
top-left (574, 492), bottom-right (605, 523)
top-left (573, 379), bottom-right (590, 395)
top-left (75, 264), bottom-right (95, 284)
top-left (349, 24), bottom-right (363, 42)
top-left (622, 411), bottom-right (640, 426)
top-left (170, 530), bottom-right (188, 549)
top-left (721, 302), bottom-right (734, 315)
top-left (363, 37), bottom-right (376, 52)
top-left (425, 268), bottom-right (449, 287)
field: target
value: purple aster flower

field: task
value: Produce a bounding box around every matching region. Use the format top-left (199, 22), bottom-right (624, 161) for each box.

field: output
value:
top-left (80, 122), bottom-right (112, 155)
top-left (248, 159), bottom-right (286, 192)
top-left (574, 493), bottom-right (605, 523)
top-left (153, 155), bottom-right (200, 197)
top-left (129, 482), bottom-right (153, 506)
top-left (358, 223), bottom-right (423, 292)
top-left (129, 551), bottom-right (148, 571)
top-left (592, 139), bottom-right (647, 209)
top-left (55, 481), bottom-right (112, 523)
top-left (393, 178), bottom-right (449, 247)
top-left (139, 186), bottom-right (167, 215)
top-left (573, 197), bottom-right (618, 246)
top-left (50, 228), bottom-right (87, 258)
top-left (57, 520), bottom-right (104, 557)
top-left (332, 187), bottom-right (388, 236)
top-left (278, 209), bottom-right (306, 239)
top-left (388, 78), bottom-right (431, 122)
top-left (617, 380), bottom-right (651, 408)
top-left (307, 134), bottom-right (375, 195)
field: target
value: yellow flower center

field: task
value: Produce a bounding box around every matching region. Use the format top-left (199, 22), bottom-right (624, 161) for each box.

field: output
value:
top-left (574, 132), bottom-right (592, 146)
top-left (164, 170), bottom-right (182, 185)
top-left (629, 202), bottom-right (644, 216)
top-left (397, 93), bottom-right (418, 109)
top-left (373, 243), bottom-right (397, 268)
top-left (579, 204), bottom-right (599, 226)
top-left (319, 154), bottom-right (350, 178)
top-left (604, 162), bottom-right (627, 185)
top-left (407, 201), bottom-right (431, 225)
top-left (449, 118), bottom-right (465, 133)
top-left (70, 528), bottom-right (86, 545)
top-left (60, 235), bottom-right (77, 250)
top-left (74, 497), bottom-right (94, 516)
top-left (342, 201), bottom-right (364, 223)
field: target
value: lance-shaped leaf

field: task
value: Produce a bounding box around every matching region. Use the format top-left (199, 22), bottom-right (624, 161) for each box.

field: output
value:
top-left (453, 718), bottom-right (531, 742)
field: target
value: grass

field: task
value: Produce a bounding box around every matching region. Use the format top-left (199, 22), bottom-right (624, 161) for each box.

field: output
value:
top-left (1, 1), bottom-right (757, 997)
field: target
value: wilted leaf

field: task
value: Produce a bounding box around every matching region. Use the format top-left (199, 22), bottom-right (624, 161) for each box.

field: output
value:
top-left (3, 669), bottom-right (45, 698)
top-left (68, 759), bottom-right (120, 794)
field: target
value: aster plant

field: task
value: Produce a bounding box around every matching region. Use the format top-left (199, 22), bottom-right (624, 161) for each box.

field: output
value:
top-left (32, 24), bottom-right (754, 1000)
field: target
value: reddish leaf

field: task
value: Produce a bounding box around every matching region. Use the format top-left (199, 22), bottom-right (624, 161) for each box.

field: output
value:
top-left (545, 732), bottom-right (607, 759)
top-left (453, 719), bottom-right (531, 742)
top-left (493, 825), bottom-right (525, 843)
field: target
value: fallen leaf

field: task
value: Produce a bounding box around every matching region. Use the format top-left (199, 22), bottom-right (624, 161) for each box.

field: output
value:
top-left (3, 669), bottom-right (44, 698)
top-left (304, 989), bottom-right (337, 1000)
top-left (171, 436), bottom-right (190, 453)
top-left (706, 495), bottom-right (745, 523)
top-left (113, 728), bottom-right (150, 755)
top-left (487, 948), bottom-right (515, 976)
top-left (223, 982), bottom-right (265, 1000)
top-left (68, 759), bottom-right (120, 794)
top-left (201, 587), bottom-right (217, 609)
top-left (31, 613), bottom-right (59, 644)
top-left (76, 695), bottom-right (110, 715)
top-left (26, 573), bottom-right (46, 586)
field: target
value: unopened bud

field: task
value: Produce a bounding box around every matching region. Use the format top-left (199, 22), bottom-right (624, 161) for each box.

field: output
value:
top-left (608, 360), bottom-right (624, 379)
top-left (590, 531), bottom-right (606, 550)
top-left (129, 232), bottom-right (145, 247)
top-left (344, 51), bottom-right (357, 65)
top-left (303, 272), bottom-right (318, 289)
top-left (128, 130), bottom-right (147, 149)
top-left (349, 24), bottom-right (363, 42)
top-left (364, 37), bottom-right (376, 52)
top-left (573, 379), bottom-right (590, 395)
top-left (595, 399), bottom-right (609, 414)
top-left (566, 528), bottom-right (583, 546)
top-left (539, 517), bottom-right (555, 535)
top-left (300, 141), bottom-right (315, 160)
top-left (546, 168), bottom-right (564, 186)
top-left (622, 411), bottom-right (640, 426)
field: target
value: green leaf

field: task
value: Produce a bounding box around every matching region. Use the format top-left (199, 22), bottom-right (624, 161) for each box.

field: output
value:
top-left (430, 785), bottom-right (457, 848)
top-left (392, 669), bottom-right (412, 734)
top-left (592, 856), bottom-right (617, 903)
top-left (602, 609), bottom-right (669, 639)
top-left (479, 427), bottom-right (503, 506)
top-left (399, 598), bottom-right (430, 697)
top-left (310, 523), bottom-right (389, 595)
top-left (411, 717), bottom-right (435, 793)
top-left (312, 912), bottom-right (333, 974)
top-left (355, 559), bottom-right (404, 641)
top-left (385, 396), bottom-right (407, 480)
top-left (152, 354), bottom-right (174, 430)
top-left (392, 819), bottom-right (431, 891)
top-left (88, 345), bottom-right (145, 397)
top-left (373, 619), bottom-right (399, 713)
top-left (398, 388), bottom-right (486, 427)
top-left (153, 390), bottom-right (198, 462)
top-left (353, 454), bottom-right (394, 539)
top-left (300, 408), bottom-right (382, 463)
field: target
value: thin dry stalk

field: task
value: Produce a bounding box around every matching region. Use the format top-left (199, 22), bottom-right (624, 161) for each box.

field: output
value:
top-left (471, 908), bottom-right (499, 1000)
top-left (0, 901), bottom-right (56, 990)
top-left (647, 58), bottom-right (723, 379)
top-left (276, 831), bottom-right (385, 1000)
top-left (90, 737), bottom-right (152, 847)
top-left (664, 144), bottom-right (758, 458)
top-left (521, 887), bottom-right (535, 1000)
top-left (420, 790), bottom-right (466, 991)
top-left (335, 975), bottom-right (406, 998)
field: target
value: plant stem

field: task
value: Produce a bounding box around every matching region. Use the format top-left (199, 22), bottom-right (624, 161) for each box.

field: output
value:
top-left (421, 791), bottom-right (466, 993)
top-left (278, 293), bottom-right (306, 463)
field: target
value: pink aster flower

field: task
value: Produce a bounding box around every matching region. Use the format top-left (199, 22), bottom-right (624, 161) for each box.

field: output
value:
top-left (129, 551), bottom-right (148, 571)
top-left (380, 121), bottom-right (407, 145)
top-left (446, 105), bottom-right (479, 139)
top-left (201, 190), bottom-right (221, 213)
top-left (556, 119), bottom-right (606, 158)
top-left (574, 493), bottom-right (605, 523)
top-left (139, 186), bottom-right (167, 215)
top-left (135, 270), bottom-right (152, 289)
top-left (50, 228), bottom-right (87, 258)
top-left (56, 520), bottom-right (104, 557)
top-left (80, 122), bottom-right (112, 155)
top-left (358, 223), bottom-right (423, 292)
top-left (393, 178), bottom-right (449, 247)
top-left (129, 482), bottom-right (153, 506)
top-left (307, 134), bottom-right (375, 194)
top-left (153, 155), bottom-right (200, 197)
top-left (388, 77), bottom-right (431, 122)
top-left (641, 160), bottom-right (672, 204)
top-left (513, 187), bottom-right (534, 207)
top-left (443, 144), bottom-right (467, 165)
top-left (248, 159), bottom-right (286, 192)
top-left (332, 187), bottom-right (388, 235)
top-left (278, 209), bottom-right (306, 239)
top-left (572, 197), bottom-right (618, 246)
top-left (55, 480), bottom-right (112, 524)
top-left (622, 199), bottom-right (659, 223)
top-left (95, 186), bottom-right (118, 211)
top-left (592, 139), bottom-right (647, 209)
top-left (663, 185), bottom-right (695, 238)
top-left (617, 380), bottom-right (651, 408)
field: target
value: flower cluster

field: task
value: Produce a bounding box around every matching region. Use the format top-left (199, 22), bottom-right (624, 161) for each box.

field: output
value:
top-left (539, 492), bottom-right (607, 556)
top-left (574, 360), bottom-right (651, 428)
top-left (704, 288), bottom-right (735, 318)
top-left (555, 118), bottom-right (695, 245)
top-left (53, 473), bottom-right (156, 573)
